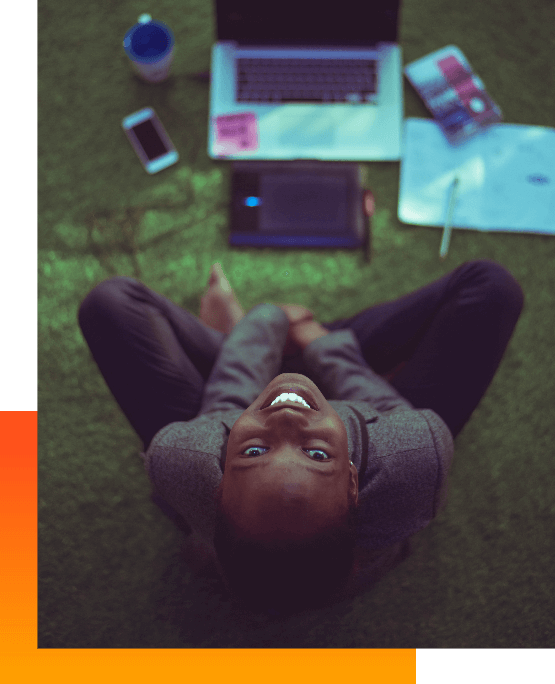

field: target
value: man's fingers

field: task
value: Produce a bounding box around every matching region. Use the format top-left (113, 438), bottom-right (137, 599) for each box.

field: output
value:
top-left (275, 304), bottom-right (314, 323)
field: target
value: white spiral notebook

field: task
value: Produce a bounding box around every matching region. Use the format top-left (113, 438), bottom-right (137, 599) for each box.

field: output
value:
top-left (398, 118), bottom-right (555, 234)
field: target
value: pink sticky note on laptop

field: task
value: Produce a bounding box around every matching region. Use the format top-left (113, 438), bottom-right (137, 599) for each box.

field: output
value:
top-left (214, 112), bottom-right (259, 155)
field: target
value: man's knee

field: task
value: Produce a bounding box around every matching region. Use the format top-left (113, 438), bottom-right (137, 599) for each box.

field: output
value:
top-left (78, 276), bottom-right (141, 327)
top-left (464, 259), bottom-right (524, 315)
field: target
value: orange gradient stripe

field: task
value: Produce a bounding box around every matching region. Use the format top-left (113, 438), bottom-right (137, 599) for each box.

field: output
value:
top-left (1, 411), bottom-right (415, 682)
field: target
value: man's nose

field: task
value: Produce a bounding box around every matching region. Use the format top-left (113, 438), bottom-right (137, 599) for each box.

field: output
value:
top-left (266, 406), bottom-right (311, 428)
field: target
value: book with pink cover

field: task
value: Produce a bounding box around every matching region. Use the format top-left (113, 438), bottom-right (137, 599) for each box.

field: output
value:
top-left (404, 45), bottom-right (503, 145)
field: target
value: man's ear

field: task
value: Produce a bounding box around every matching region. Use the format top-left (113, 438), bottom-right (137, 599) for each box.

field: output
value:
top-left (220, 424), bottom-right (232, 471)
top-left (349, 462), bottom-right (358, 506)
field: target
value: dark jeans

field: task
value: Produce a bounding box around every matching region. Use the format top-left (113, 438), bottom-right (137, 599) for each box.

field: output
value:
top-left (78, 260), bottom-right (524, 450)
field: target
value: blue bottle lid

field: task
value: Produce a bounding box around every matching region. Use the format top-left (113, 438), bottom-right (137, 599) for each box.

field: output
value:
top-left (123, 17), bottom-right (175, 63)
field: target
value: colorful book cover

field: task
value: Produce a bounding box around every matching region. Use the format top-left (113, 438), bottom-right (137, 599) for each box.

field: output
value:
top-left (404, 45), bottom-right (503, 145)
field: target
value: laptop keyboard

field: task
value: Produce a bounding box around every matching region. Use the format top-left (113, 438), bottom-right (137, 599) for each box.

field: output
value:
top-left (236, 58), bottom-right (378, 104)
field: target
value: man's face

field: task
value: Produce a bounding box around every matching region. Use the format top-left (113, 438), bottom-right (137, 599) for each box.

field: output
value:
top-left (221, 373), bottom-right (358, 542)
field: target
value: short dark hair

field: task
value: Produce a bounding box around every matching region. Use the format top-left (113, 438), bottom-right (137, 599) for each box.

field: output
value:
top-left (212, 481), bottom-right (359, 617)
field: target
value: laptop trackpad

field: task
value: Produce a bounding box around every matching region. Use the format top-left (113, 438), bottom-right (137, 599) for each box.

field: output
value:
top-left (279, 110), bottom-right (336, 146)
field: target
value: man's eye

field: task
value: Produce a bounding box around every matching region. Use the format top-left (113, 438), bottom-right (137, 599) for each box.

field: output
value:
top-left (243, 446), bottom-right (330, 461)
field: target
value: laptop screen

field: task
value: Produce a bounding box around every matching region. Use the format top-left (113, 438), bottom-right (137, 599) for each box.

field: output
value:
top-left (215, 0), bottom-right (400, 47)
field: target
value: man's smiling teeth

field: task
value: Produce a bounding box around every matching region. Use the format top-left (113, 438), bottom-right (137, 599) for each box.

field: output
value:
top-left (270, 392), bottom-right (312, 408)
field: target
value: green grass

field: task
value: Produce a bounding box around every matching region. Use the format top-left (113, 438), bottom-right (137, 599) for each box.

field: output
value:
top-left (38, 0), bottom-right (555, 647)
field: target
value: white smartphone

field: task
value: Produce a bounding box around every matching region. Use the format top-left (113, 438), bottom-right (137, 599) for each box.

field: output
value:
top-left (121, 107), bottom-right (179, 174)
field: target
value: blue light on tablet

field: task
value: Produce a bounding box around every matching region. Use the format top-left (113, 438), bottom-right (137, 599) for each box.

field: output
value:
top-left (244, 196), bottom-right (261, 207)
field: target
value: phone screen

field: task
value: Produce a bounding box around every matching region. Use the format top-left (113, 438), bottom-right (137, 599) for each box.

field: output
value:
top-left (131, 119), bottom-right (169, 160)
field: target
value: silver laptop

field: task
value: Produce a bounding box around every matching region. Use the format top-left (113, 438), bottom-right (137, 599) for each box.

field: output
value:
top-left (208, 0), bottom-right (403, 161)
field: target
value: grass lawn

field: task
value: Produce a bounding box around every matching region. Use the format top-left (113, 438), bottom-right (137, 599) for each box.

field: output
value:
top-left (38, 0), bottom-right (555, 647)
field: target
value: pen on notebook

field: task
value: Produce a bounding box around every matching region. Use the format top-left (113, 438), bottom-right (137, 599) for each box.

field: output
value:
top-left (439, 177), bottom-right (459, 259)
top-left (363, 190), bottom-right (375, 264)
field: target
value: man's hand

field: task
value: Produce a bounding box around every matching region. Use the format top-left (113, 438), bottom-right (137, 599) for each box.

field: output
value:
top-left (274, 304), bottom-right (329, 355)
top-left (287, 320), bottom-right (329, 353)
top-left (274, 304), bottom-right (314, 325)
top-left (275, 304), bottom-right (314, 356)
